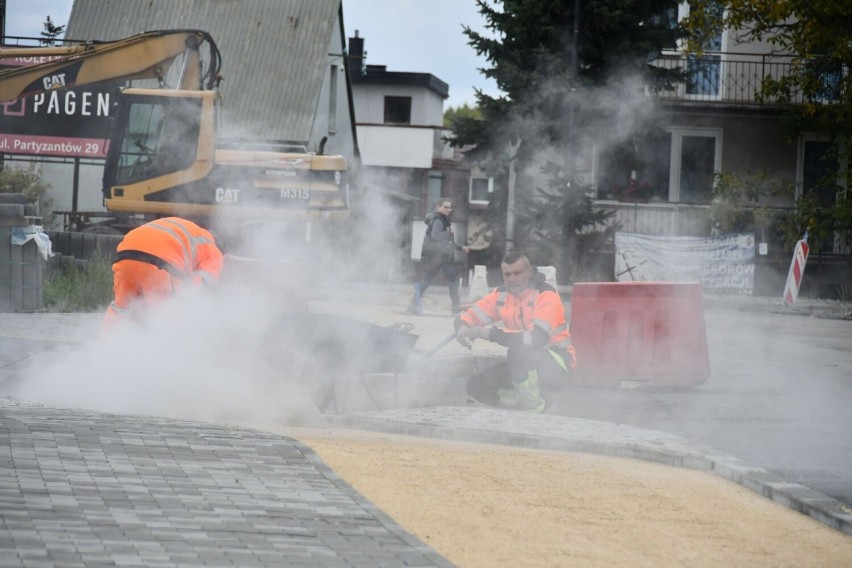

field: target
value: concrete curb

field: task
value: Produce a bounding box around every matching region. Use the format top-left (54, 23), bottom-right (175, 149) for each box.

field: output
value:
top-left (329, 406), bottom-right (852, 537)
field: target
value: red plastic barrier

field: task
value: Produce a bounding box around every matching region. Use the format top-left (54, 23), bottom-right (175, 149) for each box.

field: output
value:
top-left (220, 255), bottom-right (308, 314)
top-left (570, 282), bottom-right (710, 387)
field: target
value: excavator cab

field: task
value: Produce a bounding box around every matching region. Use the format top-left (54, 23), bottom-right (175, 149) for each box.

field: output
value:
top-left (102, 88), bottom-right (217, 214)
top-left (103, 86), bottom-right (350, 226)
top-left (110, 93), bottom-right (202, 184)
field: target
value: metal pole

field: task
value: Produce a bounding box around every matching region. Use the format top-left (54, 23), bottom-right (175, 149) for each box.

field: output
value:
top-left (505, 139), bottom-right (521, 251)
top-left (572, 0), bottom-right (581, 81)
top-left (562, 0), bottom-right (582, 275)
top-left (0, 1), bottom-right (6, 43)
top-left (71, 157), bottom-right (80, 213)
top-left (567, 0), bottom-right (581, 189)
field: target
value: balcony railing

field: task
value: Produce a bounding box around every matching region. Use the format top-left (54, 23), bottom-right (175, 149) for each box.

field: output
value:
top-left (652, 51), bottom-right (846, 107)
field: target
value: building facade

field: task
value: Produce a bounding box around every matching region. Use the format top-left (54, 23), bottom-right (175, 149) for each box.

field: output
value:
top-left (348, 32), bottom-right (488, 277)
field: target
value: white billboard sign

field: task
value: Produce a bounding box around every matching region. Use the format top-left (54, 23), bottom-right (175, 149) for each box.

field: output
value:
top-left (615, 232), bottom-right (756, 293)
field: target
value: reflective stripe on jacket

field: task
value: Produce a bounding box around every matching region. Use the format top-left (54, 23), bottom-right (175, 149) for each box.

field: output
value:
top-left (116, 217), bottom-right (223, 284)
top-left (460, 280), bottom-right (577, 368)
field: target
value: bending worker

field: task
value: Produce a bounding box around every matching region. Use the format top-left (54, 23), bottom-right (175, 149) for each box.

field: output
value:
top-left (454, 250), bottom-right (576, 412)
top-left (104, 217), bottom-right (223, 327)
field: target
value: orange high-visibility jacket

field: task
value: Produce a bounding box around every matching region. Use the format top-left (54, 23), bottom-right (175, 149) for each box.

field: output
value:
top-left (459, 278), bottom-right (577, 368)
top-left (116, 217), bottom-right (223, 285)
top-left (104, 217), bottom-right (223, 327)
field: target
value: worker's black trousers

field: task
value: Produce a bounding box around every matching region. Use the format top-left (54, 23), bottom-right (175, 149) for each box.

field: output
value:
top-left (466, 344), bottom-right (572, 407)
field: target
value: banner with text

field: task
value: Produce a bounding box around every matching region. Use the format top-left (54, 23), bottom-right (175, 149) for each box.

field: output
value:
top-left (0, 49), bottom-right (118, 158)
top-left (615, 232), bottom-right (756, 293)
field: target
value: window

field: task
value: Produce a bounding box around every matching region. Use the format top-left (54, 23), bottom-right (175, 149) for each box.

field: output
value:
top-left (595, 128), bottom-right (720, 204)
top-left (669, 128), bottom-right (722, 204)
top-left (596, 130), bottom-right (671, 203)
top-left (113, 97), bottom-right (201, 184)
top-left (797, 136), bottom-right (843, 251)
top-left (681, 1), bottom-right (724, 98)
top-left (328, 64), bottom-right (338, 134)
top-left (798, 138), bottom-right (839, 206)
top-left (650, 2), bottom-right (679, 51)
top-left (427, 172), bottom-right (443, 209)
top-left (469, 176), bottom-right (493, 205)
top-left (805, 57), bottom-right (844, 103)
top-left (686, 55), bottom-right (721, 96)
top-left (384, 96), bottom-right (411, 124)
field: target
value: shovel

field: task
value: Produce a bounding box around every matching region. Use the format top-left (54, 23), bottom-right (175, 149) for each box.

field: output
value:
top-left (413, 332), bottom-right (458, 359)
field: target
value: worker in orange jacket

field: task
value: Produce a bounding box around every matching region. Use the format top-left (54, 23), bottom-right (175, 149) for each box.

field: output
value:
top-left (104, 217), bottom-right (224, 327)
top-left (455, 250), bottom-right (576, 412)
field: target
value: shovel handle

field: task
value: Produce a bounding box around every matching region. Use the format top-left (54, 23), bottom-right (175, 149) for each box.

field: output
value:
top-left (421, 332), bottom-right (458, 358)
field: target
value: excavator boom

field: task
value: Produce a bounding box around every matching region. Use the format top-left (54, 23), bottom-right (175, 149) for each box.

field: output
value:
top-left (0, 29), bottom-right (220, 103)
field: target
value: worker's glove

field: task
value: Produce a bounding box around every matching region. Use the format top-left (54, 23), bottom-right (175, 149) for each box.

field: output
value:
top-left (468, 326), bottom-right (491, 341)
top-left (456, 325), bottom-right (490, 348)
top-left (455, 326), bottom-right (474, 349)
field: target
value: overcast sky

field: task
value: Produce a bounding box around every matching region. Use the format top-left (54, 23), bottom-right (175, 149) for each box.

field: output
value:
top-left (5, 0), bottom-right (499, 109)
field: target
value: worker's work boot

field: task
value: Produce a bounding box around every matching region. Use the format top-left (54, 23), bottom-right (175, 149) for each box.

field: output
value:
top-left (497, 387), bottom-right (519, 408)
top-left (499, 371), bottom-right (546, 413)
top-left (512, 370), bottom-right (546, 413)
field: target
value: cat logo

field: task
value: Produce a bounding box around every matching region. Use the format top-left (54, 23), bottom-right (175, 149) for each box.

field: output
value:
top-left (215, 187), bottom-right (241, 203)
top-left (41, 73), bottom-right (67, 90)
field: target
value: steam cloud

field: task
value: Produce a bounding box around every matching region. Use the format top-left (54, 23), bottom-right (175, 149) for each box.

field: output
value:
top-left (13, 165), bottom-right (413, 430)
top-left (14, 65), bottom-right (674, 431)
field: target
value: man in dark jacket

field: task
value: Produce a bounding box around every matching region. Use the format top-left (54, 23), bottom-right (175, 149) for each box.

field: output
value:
top-left (408, 198), bottom-right (469, 315)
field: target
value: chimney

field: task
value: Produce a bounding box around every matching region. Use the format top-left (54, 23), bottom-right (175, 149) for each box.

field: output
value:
top-left (347, 30), bottom-right (365, 78)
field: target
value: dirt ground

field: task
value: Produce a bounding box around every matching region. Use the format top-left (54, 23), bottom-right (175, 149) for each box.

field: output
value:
top-left (290, 427), bottom-right (852, 568)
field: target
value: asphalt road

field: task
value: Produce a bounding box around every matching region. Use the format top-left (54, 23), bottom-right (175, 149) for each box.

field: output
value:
top-left (549, 307), bottom-right (852, 508)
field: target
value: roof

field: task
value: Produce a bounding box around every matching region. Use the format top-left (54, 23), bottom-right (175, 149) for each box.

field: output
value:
top-left (64, 0), bottom-right (343, 144)
top-left (347, 35), bottom-right (448, 98)
top-left (352, 65), bottom-right (449, 98)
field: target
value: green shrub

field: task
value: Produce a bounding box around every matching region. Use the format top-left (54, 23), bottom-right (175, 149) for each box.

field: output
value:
top-left (43, 249), bottom-right (113, 312)
top-left (0, 163), bottom-right (54, 225)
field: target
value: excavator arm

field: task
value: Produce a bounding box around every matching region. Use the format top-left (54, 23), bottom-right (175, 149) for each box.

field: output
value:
top-left (0, 29), bottom-right (220, 103)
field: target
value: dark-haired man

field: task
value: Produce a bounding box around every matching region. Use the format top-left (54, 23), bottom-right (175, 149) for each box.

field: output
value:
top-left (454, 250), bottom-right (576, 412)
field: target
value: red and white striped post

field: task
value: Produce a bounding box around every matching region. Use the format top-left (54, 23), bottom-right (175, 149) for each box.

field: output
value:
top-left (783, 232), bottom-right (809, 306)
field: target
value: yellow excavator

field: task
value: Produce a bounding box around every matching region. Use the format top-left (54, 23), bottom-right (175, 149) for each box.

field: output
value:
top-left (0, 29), bottom-right (349, 243)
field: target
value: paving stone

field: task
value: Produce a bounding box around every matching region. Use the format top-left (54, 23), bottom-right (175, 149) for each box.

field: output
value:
top-left (0, 399), bottom-right (454, 568)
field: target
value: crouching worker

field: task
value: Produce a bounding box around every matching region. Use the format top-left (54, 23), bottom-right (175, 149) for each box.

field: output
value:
top-left (454, 250), bottom-right (576, 413)
top-left (103, 217), bottom-right (223, 328)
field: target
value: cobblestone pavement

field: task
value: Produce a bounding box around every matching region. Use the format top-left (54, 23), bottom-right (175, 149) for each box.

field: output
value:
top-left (0, 398), bottom-right (453, 568)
